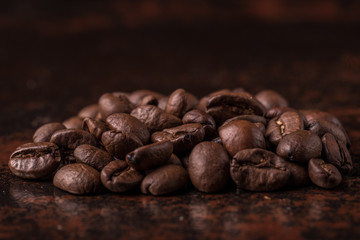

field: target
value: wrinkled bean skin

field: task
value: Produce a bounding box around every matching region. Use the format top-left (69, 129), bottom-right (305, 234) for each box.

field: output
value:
top-left (62, 116), bottom-right (84, 129)
top-left (50, 129), bottom-right (97, 150)
top-left (74, 144), bottom-right (113, 171)
top-left (106, 113), bottom-right (150, 144)
top-left (101, 130), bottom-right (143, 160)
top-left (230, 148), bottom-right (291, 191)
top-left (126, 141), bottom-right (173, 171)
top-left (53, 163), bottom-right (101, 195)
top-left (101, 160), bottom-right (144, 193)
top-left (188, 142), bottom-right (230, 193)
top-left (78, 104), bottom-right (99, 119)
top-left (151, 123), bottom-right (205, 153)
top-left (276, 130), bottom-right (322, 163)
top-left (182, 109), bottom-right (216, 139)
top-left (9, 142), bottom-right (61, 179)
top-left (255, 90), bottom-right (288, 111)
top-left (308, 158), bottom-right (342, 189)
top-left (33, 122), bottom-right (66, 143)
top-left (219, 120), bottom-right (266, 156)
top-left (130, 105), bottom-right (182, 133)
top-left (322, 133), bottom-right (352, 175)
top-left (82, 117), bottom-right (109, 139)
top-left (141, 165), bottom-right (189, 195)
top-left (98, 93), bottom-right (134, 119)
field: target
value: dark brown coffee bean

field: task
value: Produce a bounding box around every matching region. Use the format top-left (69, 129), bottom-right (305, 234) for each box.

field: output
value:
top-left (182, 109), bottom-right (216, 139)
top-left (284, 161), bottom-right (310, 187)
top-left (78, 104), bottom-right (99, 119)
top-left (219, 120), bottom-right (266, 156)
top-left (62, 116), bottom-right (83, 129)
top-left (126, 141), bottom-right (173, 171)
top-left (130, 105), bottom-right (182, 133)
top-left (101, 130), bottom-right (143, 160)
top-left (322, 133), bottom-right (352, 175)
top-left (165, 88), bottom-right (187, 117)
top-left (50, 129), bottom-right (97, 150)
top-left (9, 142), bottom-right (61, 179)
top-left (82, 117), bottom-right (109, 139)
top-left (230, 148), bottom-right (291, 191)
top-left (308, 119), bottom-right (349, 147)
top-left (221, 114), bottom-right (267, 127)
top-left (255, 90), bottom-right (288, 111)
top-left (198, 89), bottom-right (240, 111)
top-left (33, 122), bottom-right (66, 143)
top-left (98, 93), bottom-right (134, 119)
top-left (266, 111), bottom-right (304, 145)
top-left (276, 130), bottom-right (322, 163)
top-left (188, 142), bottom-right (230, 193)
top-left (53, 163), bottom-right (101, 194)
top-left (265, 107), bottom-right (296, 119)
top-left (151, 123), bottom-right (205, 153)
top-left (101, 160), bottom-right (144, 193)
top-left (308, 158), bottom-right (342, 189)
top-left (140, 95), bottom-right (158, 106)
top-left (128, 89), bottom-right (165, 106)
top-left (74, 144), bottom-right (113, 171)
top-left (106, 113), bottom-right (150, 144)
top-left (140, 165), bottom-right (189, 195)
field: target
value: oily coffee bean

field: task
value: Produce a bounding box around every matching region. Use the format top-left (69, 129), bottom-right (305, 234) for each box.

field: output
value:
top-left (53, 163), bottom-right (101, 194)
top-left (141, 164), bottom-right (189, 195)
top-left (82, 117), bottom-right (109, 139)
top-left (126, 140), bottom-right (173, 171)
top-left (130, 105), bottom-right (182, 133)
top-left (98, 92), bottom-right (134, 119)
top-left (188, 142), bottom-right (230, 193)
top-left (151, 123), bottom-right (205, 153)
top-left (74, 144), bottom-right (113, 171)
top-left (266, 111), bottom-right (304, 145)
top-left (255, 90), bottom-right (288, 111)
top-left (276, 130), bottom-right (322, 163)
top-left (101, 160), bottom-right (144, 193)
top-left (101, 130), bottom-right (143, 160)
top-left (308, 158), bottom-right (342, 189)
top-left (219, 120), bottom-right (266, 156)
top-left (62, 116), bottom-right (83, 129)
top-left (106, 113), bottom-right (150, 144)
top-left (321, 133), bottom-right (352, 175)
top-left (182, 109), bottom-right (216, 139)
top-left (230, 148), bottom-right (291, 191)
top-left (50, 129), bottom-right (97, 150)
top-left (9, 142), bottom-right (61, 179)
top-left (78, 104), bottom-right (99, 119)
top-left (33, 122), bottom-right (66, 143)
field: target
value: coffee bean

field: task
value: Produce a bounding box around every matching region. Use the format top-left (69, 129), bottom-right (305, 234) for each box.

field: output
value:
top-left (167, 153), bottom-right (183, 166)
top-left (221, 114), bottom-right (267, 127)
top-left (78, 104), bottom-right (99, 119)
top-left (33, 122), bottom-right (66, 143)
top-left (82, 117), bottom-right (109, 139)
top-left (126, 141), bottom-right (173, 171)
top-left (9, 142), bottom-right (61, 179)
top-left (62, 116), bottom-right (83, 129)
top-left (140, 95), bottom-right (158, 106)
top-left (308, 158), bottom-right (342, 189)
top-left (74, 144), bottom-right (113, 171)
top-left (276, 130), bottom-right (322, 163)
top-left (255, 90), bottom-right (288, 111)
top-left (219, 120), bottom-right (266, 156)
top-left (50, 129), bottom-right (97, 150)
top-left (188, 142), bottom-right (230, 193)
top-left (141, 164), bottom-right (189, 195)
top-left (265, 107), bottom-right (296, 119)
top-left (182, 109), bottom-right (216, 139)
top-left (53, 163), bottom-right (101, 194)
top-left (230, 148), bottom-right (291, 191)
top-left (128, 89), bottom-right (165, 106)
top-left (101, 160), bottom-right (144, 193)
top-left (98, 93), bottom-right (134, 119)
top-left (321, 133), bottom-right (352, 175)
top-left (165, 89), bottom-right (199, 118)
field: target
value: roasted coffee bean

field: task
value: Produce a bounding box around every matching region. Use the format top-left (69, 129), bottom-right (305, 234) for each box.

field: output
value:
top-left (308, 158), bottom-right (342, 189)
top-left (82, 117), bottom-right (109, 139)
top-left (285, 162), bottom-right (310, 188)
top-left (141, 164), bottom-right (189, 195)
top-left (33, 122), bottom-right (66, 143)
top-left (50, 129), bottom-right (97, 150)
top-left (78, 104), bottom-right (99, 119)
top-left (301, 110), bottom-right (344, 129)
top-left (167, 154), bottom-right (183, 166)
top-left (198, 89), bottom-right (241, 111)
top-left (255, 90), bottom-right (288, 111)
top-left (101, 160), bottom-right (144, 193)
top-left (140, 95), bottom-right (158, 106)
top-left (74, 144), bottom-right (112, 171)
top-left (151, 123), bottom-right (205, 153)
top-left (308, 119), bottom-right (349, 147)
top-left (98, 93), bottom-right (134, 119)
top-left (230, 148), bottom-right (291, 191)
top-left (128, 89), bottom-right (165, 106)
top-left (221, 114), bottom-right (267, 126)
top-left (265, 107), bottom-right (296, 119)
top-left (322, 133), bottom-right (352, 175)
top-left (165, 89), bottom-right (199, 118)
top-left (219, 120), bottom-right (266, 156)
top-left (9, 142), bottom-right (61, 179)
top-left (101, 130), bottom-right (143, 160)
top-left (266, 111), bottom-right (304, 145)
top-left (63, 116), bottom-right (83, 129)
top-left (182, 109), bottom-right (216, 139)
top-left (276, 130), bottom-right (322, 163)
top-left (126, 141), bottom-right (173, 171)
top-left (188, 142), bottom-right (230, 193)
top-left (130, 105), bottom-right (182, 133)
top-left (53, 163), bottom-right (101, 194)
top-left (106, 113), bottom-right (149, 144)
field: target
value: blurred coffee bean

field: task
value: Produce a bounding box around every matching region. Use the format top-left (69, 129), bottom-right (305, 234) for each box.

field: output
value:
top-left (255, 90), bottom-right (288, 111)
top-left (62, 116), bottom-right (83, 129)
top-left (308, 119), bottom-right (350, 147)
top-left (78, 104), bottom-right (99, 119)
top-left (265, 106), bottom-right (296, 119)
top-left (33, 122), bottom-right (66, 143)
top-left (140, 95), bottom-right (158, 106)
top-left (308, 158), bottom-right (342, 189)
top-left (128, 89), bottom-right (165, 106)
top-left (50, 129), bottom-right (97, 150)
top-left (98, 93), bottom-right (134, 119)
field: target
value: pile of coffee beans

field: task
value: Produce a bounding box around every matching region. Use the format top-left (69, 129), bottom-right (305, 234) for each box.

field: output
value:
top-left (9, 88), bottom-right (352, 195)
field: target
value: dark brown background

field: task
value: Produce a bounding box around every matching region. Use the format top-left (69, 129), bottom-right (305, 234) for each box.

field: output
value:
top-left (1, 1), bottom-right (360, 239)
